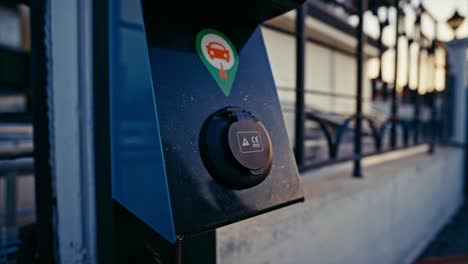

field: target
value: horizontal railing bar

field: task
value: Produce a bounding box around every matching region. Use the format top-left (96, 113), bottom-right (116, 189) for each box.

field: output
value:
top-left (0, 173), bottom-right (33, 178)
top-left (0, 113), bottom-right (32, 123)
top-left (0, 240), bottom-right (21, 248)
top-left (0, 245), bottom-right (20, 260)
top-left (277, 86), bottom-right (372, 101)
top-left (0, 247), bottom-right (19, 256)
top-left (300, 142), bottom-right (430, 172)
top-left (280, 107), bottom-right (433, 126)
top-left (0, 170), bottom-right (33, 177)
top-left (440, 141), bottom-right (467, 149)
top-left (262, 24), bottom-right (358, 58)
top-left (0, 152), bottom-right (33, 160)
top-left (316, 0), bottom-right (358, 15)
top-left (0, 158), bottom-right (34, 176)
top-left (0, 207), bottom-right (35, 217)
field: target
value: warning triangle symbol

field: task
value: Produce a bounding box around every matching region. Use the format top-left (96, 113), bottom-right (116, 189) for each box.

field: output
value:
top-left (242, 138), bottom-right (250, 147)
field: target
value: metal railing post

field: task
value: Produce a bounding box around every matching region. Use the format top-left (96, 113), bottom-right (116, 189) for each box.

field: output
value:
top-left (377, 19), bottom-right (385, 82)
top-left (414, 19), bottom-right (422, 144)
top-left (405, 36), bottom-right (413, 104)
top-left (94, 0), bottom-right (114, 262)
top-left (429, 91), bottom-right (437, 153)
top-left (353, 0), bottom-right (366, 178)
top-left (5, 172), bottom-right (17, 232)
top-left (390, 1), bottom-right (401, 149)
top-left (31, 0), bottom-right (56, 261)
top-left (429, 22), bottom-right (439, 154)
top-left (294, 4), bottom-right (307, 170)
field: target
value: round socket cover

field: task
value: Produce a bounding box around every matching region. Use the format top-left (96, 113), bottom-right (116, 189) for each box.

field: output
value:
top-left (199, 107), bottom-right (273, 190)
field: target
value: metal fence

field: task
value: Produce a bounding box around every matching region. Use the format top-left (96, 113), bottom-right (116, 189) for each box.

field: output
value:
top-left (281, 0), bottom-right (447, 176)
top-left (0, 132), bottom-right (34, 264)
top-left (0, 17), bottom-right (35, 264)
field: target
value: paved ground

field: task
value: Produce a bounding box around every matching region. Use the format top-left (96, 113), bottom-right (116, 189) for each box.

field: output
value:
top-left (418, 199), bottom-right (468, 260)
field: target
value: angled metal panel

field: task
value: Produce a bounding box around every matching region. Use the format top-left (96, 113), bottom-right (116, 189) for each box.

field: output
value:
top-left (109, 0), bottom-right (176, 243)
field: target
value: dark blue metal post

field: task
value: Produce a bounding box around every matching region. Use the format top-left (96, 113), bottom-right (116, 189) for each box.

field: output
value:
top-left (31, 0), bottom-right (55, 262)
top-left (93, 0), bottom-right (113, 262)
top-left (294, 4), bottom-right (306, 170)
top-left (390, 1), bottom-right (400, 149)
top-left (353, 0), bottom-right (366, 178)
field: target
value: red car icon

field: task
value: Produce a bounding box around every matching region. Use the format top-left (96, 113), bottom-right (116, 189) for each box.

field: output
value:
top-left (206, 42), bottom-right (230, 63)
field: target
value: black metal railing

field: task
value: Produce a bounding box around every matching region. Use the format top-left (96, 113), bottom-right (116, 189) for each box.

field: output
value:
top-left (0, 29), bottom-right (34, 264)
top-left (0, 154), bottom-right (34, 264)
top-left (0, 120), bottom-right (34, 264)
top-left (278, 0), bottom-right (446, 176)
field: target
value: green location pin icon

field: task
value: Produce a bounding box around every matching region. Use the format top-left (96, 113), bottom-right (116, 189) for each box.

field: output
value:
top-left (196, 29), bottom-right (239, 96)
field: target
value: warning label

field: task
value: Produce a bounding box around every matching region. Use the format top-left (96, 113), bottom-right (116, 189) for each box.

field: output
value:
top-left (237, 131), bottom-right (264, 153)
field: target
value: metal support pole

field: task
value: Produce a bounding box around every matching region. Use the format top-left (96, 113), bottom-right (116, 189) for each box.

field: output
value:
top-left (6, 173), bottom-right (17, 234)
top-left (294, 4), bottom-right (306, 170)
top-left (464, 64), bottom-right (468, 196)
top-left (429, 91), bottom-right (437, 153)
top-left (429, 23), bottom-right (439, 154)
top-left (377, 17), bottom-right (385, 82)
top-left (405, 37), bottom-right (413, 103)
top-left (414, 35), bottom-right (423, 144)
top-left (353, 0), bottom-right (366, 178)
top-left (31, 0), bottom-right (55, 261)
top-left (429, 37), bottom-right (437, 153)
top-left (94, 0), bottom-right (113, 263)
top-left (390, 1), bottom-right (400, 149)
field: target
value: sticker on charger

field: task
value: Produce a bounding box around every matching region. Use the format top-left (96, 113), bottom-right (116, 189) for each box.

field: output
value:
top-left (196, 29), bottom-right (239, 97)
top-left (237, 131), bottom-right (264, 153)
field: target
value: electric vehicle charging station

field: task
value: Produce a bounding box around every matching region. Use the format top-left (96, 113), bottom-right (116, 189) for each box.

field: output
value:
top-left (110, 0), bottom-right (305, 262)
